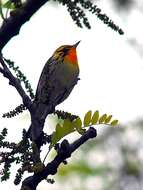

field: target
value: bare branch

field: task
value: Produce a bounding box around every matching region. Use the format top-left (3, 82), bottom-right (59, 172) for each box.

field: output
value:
top-left (21, 127), bottom-right (97, 190)
top-left (0, 0), bottom-right (50, 51)
top-left (0, 55), bottom-right (32, 111)
top-left (0, 67), bottom-right (4, 74)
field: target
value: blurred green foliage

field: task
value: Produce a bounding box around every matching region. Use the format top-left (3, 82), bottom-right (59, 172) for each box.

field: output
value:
top-left (54, 121), bottom-right (143, 190)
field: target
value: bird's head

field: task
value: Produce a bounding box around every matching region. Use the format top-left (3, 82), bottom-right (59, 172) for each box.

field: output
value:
top-left (52, 41), bottom-right (80, 65)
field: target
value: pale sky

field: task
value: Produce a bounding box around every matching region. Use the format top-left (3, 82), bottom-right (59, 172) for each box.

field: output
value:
top-left (0, 1), bottom-right (143, 189)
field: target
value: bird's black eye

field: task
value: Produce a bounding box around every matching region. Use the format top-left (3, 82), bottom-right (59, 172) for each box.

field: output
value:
top-left (63, 48), bottom-right (69, 55)
top-left (55, 46), bottom-right (70, 56)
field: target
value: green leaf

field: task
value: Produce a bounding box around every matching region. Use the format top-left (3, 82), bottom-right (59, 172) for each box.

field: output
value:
top-left (91, 111), bottom-right (99, 125)
top-left (51, 132), bottom-right (58, 146)
top-left (73, 117), bottom-right (82, 128)
top-left (99, 114), bottom-right (107, 124)
top-left (55, 123), bottom-right (63, 138)
top-left (73, 117), bottom-right (85, 135)
top-left (110, 120), bottom-right (118, 126)
top-left (0, 0), bottom-right (5, 20)
top-left (50, 120), bottom-right (75, 149)
top-left (63, 119), bottom-right (75, 135)
top-left (2, 1), bottom-right (15, 9)
top-left (105, 115), bottom-right (112, 124)
top-left (83, 110), bottom-right (92, 127)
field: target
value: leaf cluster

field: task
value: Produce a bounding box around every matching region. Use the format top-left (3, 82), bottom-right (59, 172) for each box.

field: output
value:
top-left (0, 0), bottom-right (22, 20)
top-left (50, 110), bottom-right (118, 151)
top-left (54, 110), bottom-right (78, 121)
top-left (0, 0), bottom-right (124, 35)
top-left (0, 127), bottom-right (53, 185)
top-left (2, 104), bottom-right (26, 118)
top-left (0, 129), bottom-right (36, 184)
top-left (4, 58), bottom-right (34, 99)
top-left (54, 0), bottom-right (124, 34)
top-left (2, 57), bottom-right (34, 118)
top-left (1, 0), bottom-right (22, 9)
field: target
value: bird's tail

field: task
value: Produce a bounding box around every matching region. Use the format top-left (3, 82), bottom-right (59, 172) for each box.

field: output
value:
top-left (27, 103), bottom-right (55, 142)
top-left (2, 104), bottom-right (27, 118)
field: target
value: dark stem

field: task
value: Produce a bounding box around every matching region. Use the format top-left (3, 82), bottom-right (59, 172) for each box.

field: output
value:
top-left (21, 127), bottom-right (97, 190)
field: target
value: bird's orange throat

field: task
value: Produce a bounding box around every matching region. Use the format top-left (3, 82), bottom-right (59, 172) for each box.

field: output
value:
top-left (65, 48), bottom-right (78, 65)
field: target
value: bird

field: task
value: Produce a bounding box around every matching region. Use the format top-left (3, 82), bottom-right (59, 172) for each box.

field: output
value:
top-left (29, 41), bottom-right (80, 141)
top-left (35, 41), bottom-right (80, 107)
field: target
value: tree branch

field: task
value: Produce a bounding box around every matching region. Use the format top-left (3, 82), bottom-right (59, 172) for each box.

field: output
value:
top-left (0, 55), bottom-right (32, 111)
top-left (0, 0), bottom-right (50, 51)
top-left (21, 127), bottom-right (97, 190)
top-left (0, 67), bottom-right (4, 74)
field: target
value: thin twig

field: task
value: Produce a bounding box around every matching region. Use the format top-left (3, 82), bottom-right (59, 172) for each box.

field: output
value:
top-left (0, 54), bottom-right (32, 111)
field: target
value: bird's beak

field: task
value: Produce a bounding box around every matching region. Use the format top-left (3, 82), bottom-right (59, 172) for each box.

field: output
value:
top-left (73, 41), bottom-right (81, 48)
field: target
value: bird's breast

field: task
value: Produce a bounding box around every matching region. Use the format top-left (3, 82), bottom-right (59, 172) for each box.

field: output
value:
top-left (54, 61), bottom-right (79, 87)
